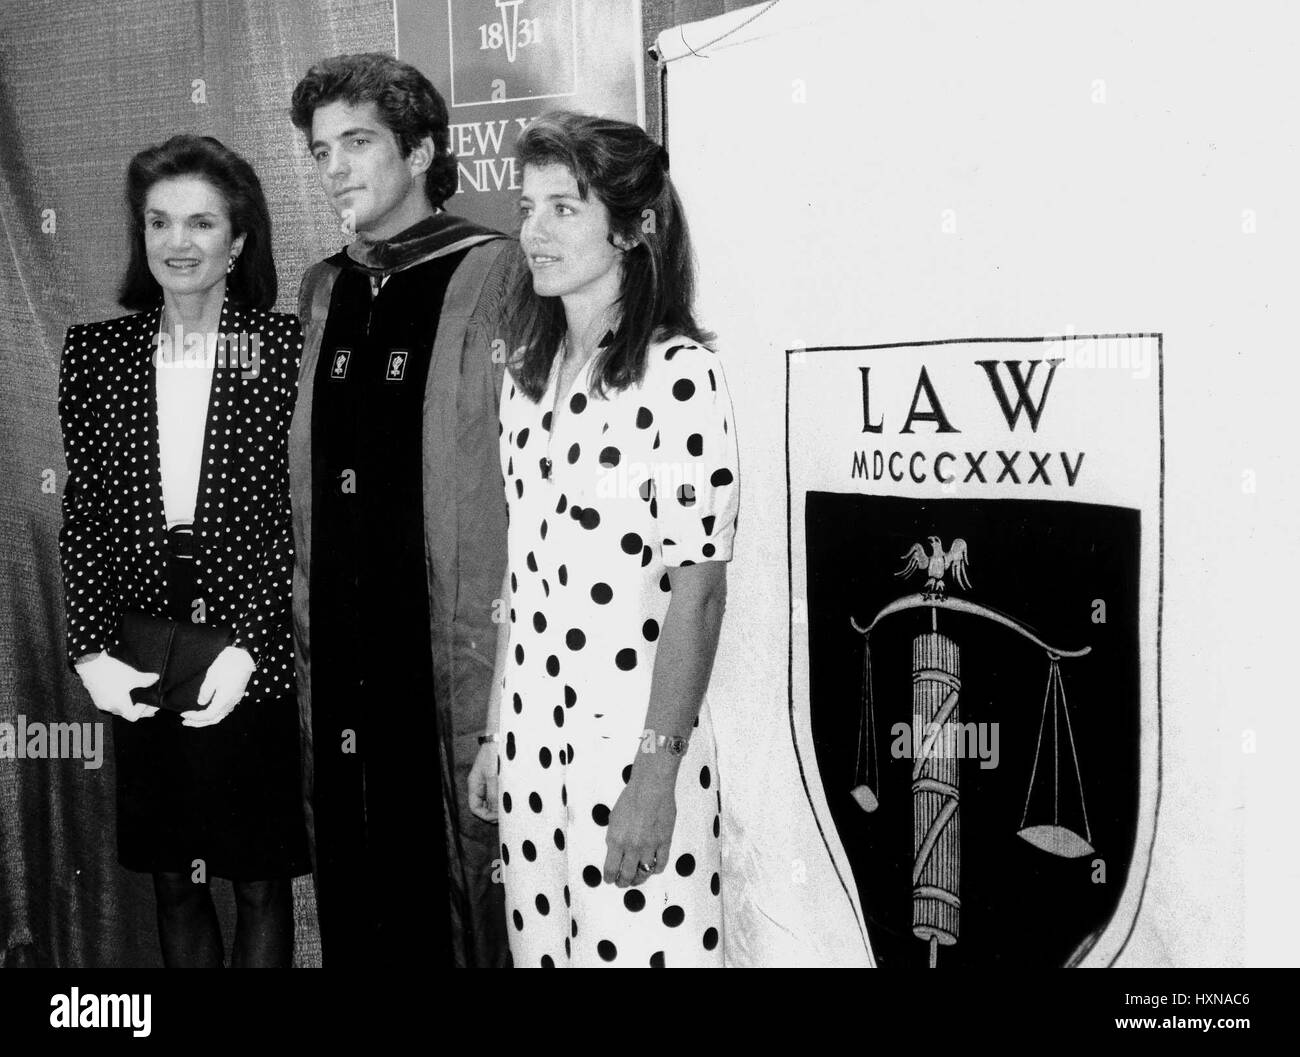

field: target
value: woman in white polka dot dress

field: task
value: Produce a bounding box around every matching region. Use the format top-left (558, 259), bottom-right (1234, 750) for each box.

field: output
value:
top-left (57, 136), bottom-right (309, 966)
top-left (468, 113), bottom-right (740, 967)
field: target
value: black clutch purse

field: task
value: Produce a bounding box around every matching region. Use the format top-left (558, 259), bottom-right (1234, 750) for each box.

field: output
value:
top-left (111, 611), bottom-right (234, 713)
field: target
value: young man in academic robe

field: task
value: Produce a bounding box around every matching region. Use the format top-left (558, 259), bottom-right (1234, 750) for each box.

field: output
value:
top-left (289, 53), bottom-right (515, 967)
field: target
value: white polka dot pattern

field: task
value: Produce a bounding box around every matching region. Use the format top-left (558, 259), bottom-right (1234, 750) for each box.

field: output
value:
top-left (57, 302), bottom-right (303, 700)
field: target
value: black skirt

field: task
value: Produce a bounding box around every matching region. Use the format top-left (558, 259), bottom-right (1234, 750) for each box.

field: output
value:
top-left (112, 550), bottom-right (310, 881)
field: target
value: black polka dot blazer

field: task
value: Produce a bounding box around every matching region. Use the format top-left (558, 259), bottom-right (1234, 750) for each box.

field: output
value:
top-left (57, 299), bottom-right (302, 700)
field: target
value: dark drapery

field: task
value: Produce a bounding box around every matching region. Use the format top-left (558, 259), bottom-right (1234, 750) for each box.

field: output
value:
top-left (0, 0), bottom-right (746, 970)
top-left (0, 0), bottom-right (395, 969)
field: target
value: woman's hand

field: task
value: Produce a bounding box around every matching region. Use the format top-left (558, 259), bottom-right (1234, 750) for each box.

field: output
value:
top-left (603, 760), bottom-right (679, 887)
top-left (75, 653), bottom-right (161, 722)
top-left (182, 646), bottom-right (255, 728)
top-left (468, 742), bottom-right (500, 822)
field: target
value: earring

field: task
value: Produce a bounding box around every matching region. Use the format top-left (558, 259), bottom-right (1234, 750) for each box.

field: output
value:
top-left (226, 256), bottom-right (237, 274)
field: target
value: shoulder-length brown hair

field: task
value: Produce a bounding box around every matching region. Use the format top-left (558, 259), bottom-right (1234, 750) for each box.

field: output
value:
top-left (504, 111), bottom-right (714, 401)
top-left (117, 134), bottom-right (276, 311)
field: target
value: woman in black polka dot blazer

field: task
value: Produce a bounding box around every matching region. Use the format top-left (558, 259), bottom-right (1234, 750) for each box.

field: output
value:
top-left (58, 135), bottom-right (309, 967)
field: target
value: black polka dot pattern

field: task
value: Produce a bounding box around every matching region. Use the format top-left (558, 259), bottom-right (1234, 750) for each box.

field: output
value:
top-left (494, 335), bottom-right (734, 967)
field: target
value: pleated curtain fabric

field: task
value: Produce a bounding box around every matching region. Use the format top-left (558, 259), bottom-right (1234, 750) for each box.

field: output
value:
top-left (0, 0), bottom-right (745, 970)
top-left (0, 0), bottom-right (395, 969)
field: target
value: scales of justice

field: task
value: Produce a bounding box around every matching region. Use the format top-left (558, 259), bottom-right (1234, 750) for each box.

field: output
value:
top-left (849, 536), bottom-right (1096, 968)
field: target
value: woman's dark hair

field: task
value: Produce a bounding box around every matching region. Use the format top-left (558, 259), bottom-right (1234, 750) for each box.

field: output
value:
top-left (118, 135), bottom-right (276, 311)
top-left (290, 52), bottom-right (458, 210)
top-left (504, 111), bottom-right (714, 402)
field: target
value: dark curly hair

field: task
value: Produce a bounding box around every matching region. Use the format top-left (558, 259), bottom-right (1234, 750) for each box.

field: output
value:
top-left (504, 111), bottom-right (713, 402)
top-left (118, 134), bottom-right (276, 311)
top-left (290, 52), bottom-right (458, 210)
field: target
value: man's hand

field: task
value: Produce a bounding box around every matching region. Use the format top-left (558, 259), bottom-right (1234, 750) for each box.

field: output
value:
top-left (468, 742), bottom-right (500, 822)
top-left (75, 652), bottom-right (160, 722)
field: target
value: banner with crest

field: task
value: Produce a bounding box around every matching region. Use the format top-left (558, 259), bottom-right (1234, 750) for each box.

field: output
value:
top-left (787, 334), bottom-right (1162, 967)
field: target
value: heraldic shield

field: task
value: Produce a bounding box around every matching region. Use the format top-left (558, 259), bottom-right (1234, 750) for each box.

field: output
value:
top-left (787, 336), bottom-right (1162, 968)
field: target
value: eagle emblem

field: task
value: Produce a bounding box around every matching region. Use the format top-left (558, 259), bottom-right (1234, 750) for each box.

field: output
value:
top-left (896, 535), bottom-right (972, 597)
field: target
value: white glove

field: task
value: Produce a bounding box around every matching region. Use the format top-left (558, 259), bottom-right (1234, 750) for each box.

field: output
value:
top-left (181, 646), bottom-right (256, 728)
top-left (76, 653), bottom-right (160, 722)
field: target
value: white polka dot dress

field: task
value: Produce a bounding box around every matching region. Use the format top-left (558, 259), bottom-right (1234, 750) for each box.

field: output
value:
top-left (498, 335), bottom-right (740, 967)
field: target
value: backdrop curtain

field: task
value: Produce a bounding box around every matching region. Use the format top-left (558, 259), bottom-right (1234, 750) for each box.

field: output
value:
top-left (0, 0), bottom-right (395, 969)
top-left (0, 0), bottom-right (751, 970)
